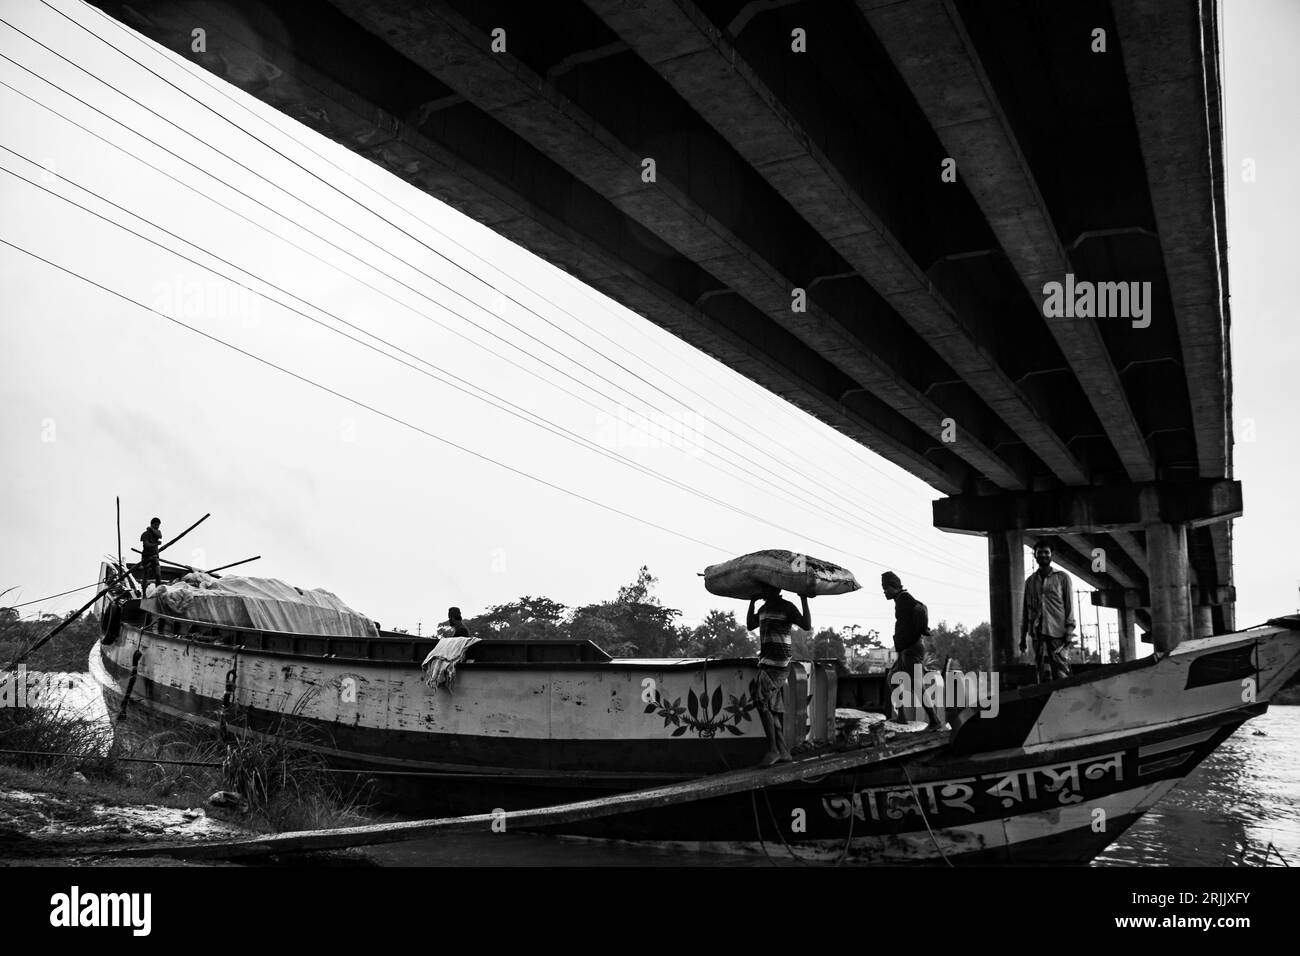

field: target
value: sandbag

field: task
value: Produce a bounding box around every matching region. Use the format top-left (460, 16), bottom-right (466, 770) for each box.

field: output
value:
top-left (702, 550), bottom-right (861, 600)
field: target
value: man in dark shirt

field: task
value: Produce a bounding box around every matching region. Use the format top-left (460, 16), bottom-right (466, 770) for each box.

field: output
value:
top-left (445, 607), bottom-right (471, 638)
top-left (746, 584), bottom-right (811, 767)
top-left (136, 517), bottom-right (162, 590)
top-left (882, 571), bottom-right (944, 731)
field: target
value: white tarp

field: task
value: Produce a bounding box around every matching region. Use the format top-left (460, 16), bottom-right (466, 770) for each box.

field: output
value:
top-left (143, 573), bottom-right (378, 638)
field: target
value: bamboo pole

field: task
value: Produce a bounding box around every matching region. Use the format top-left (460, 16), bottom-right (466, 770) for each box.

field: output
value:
top-left (101, 731), bottom-right (950, 861)
top-left (139, 554), bottom-right (260, 578)
top-left (2, 570), bottom-right (123, 673)
top-left (205, 556), bottom-right (260, 575)
top-left (116, 496), bottom-right (122, 569)
top-left (158, 512), bottom-right (209, 555)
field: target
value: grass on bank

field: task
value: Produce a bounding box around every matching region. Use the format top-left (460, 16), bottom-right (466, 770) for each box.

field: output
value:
top-left (0, 701), bottom-right (376, 834)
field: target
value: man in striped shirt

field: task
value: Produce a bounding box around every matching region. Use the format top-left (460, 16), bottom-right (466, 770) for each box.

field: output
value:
top-left (747, 585), bottom-right (811, 767)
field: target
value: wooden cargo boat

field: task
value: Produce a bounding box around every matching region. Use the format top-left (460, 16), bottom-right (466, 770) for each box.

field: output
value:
top-left (90, 565), bottom-right (1300, 864)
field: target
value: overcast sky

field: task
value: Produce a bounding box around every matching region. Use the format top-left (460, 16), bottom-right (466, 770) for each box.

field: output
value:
top-left (0, 0), bottom-right (1295, 646)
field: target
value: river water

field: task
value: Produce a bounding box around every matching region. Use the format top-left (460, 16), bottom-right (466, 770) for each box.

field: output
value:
top-left (30, 674), bottom-right (1300, 866)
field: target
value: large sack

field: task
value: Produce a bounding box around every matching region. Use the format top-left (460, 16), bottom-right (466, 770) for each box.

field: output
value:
top-left (703, 550), bottom-right (861, 600)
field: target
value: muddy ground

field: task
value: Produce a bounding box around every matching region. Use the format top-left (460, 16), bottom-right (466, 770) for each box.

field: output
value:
top-left (0, 767), bottom-right (371, 866)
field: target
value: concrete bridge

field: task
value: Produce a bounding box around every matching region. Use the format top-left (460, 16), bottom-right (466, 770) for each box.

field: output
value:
top-left (90, 0), bottom-right (1235, 660)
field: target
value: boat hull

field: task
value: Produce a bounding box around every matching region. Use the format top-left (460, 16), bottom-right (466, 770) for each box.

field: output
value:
top-left (91, 617), bottom-right (1300, 864)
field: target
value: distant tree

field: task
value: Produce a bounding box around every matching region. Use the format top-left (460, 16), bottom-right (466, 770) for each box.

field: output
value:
top-left (463, 596), bottom-right (569, 640)
top-left (793, 627), bottom-right (845, 662)
top-left (570, 566), bottom-right (683, 658)
top-left (684, 609), bottom-right (755, 658)
top-left (0, 598), bottom-right (103, 671)
top-left (926, 620), bottom-right (992, 673)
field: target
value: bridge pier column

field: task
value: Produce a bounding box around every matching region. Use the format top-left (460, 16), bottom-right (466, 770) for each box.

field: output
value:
top-left (1146, 522), bottom-right (1192, 653)
top-left (1116, 607), bottom-right (1138, 661)
top-left (987, 530), bottom-right (1024, 670)
top-left (1193, 605), bottom-right (1214, 640)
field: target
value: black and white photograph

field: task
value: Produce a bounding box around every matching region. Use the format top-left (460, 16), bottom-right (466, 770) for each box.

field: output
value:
top-left (0, 0), bottom-right (1294, 933)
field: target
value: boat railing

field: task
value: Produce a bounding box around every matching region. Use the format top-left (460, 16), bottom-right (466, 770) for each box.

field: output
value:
top-left (133, 607), bottom-right (616, 666)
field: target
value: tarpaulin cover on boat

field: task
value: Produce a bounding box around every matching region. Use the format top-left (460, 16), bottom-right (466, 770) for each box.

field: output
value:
top-left (143, 573), bottom-right (378, 638)
top-left (702, 550), bottom-right (861, 599)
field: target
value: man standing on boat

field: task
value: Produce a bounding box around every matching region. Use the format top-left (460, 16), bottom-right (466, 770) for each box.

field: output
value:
top-left (136, 517), bottom-right (162, 591)
top-left (882, 572), bottom-right (944, 730)
top-left (746, 585), bottom-right (811, 767)
top-left (1021, 540), bottom-right (1075, 682)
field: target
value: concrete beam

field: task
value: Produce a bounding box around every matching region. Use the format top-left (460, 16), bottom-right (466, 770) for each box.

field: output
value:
top-left (1091, 585), bottom-right (1236, 609)
top-left (98, 0), bottom-right (968, 493)
top-left (584, 0), bottom-right (1090, 491)
top-left (327, 0), bottom-right (1029, 490)
top-left (1110, 530), bottom-right (1149, 575)
top-left (933, 479), bottom-right (1242, 534)
top-left (1112, 0), bottom-right (1230, 480)
top-left (860, 0), bottom-right (1156, 483)
top-left (1059, 533), bottom-right (1136, 591)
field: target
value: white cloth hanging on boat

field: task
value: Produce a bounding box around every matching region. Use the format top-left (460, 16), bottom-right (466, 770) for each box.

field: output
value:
top-left (421, 637), bottom-right (481, 691)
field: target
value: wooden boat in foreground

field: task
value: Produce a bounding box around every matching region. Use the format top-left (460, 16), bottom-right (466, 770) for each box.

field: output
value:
top-left (90, 564), bottom-right (1300, 864)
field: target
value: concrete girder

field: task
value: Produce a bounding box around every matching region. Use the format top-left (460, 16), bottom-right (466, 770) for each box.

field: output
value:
top-left (859, 0), bottom-right (1156, 484)
top-left (1111, 530), bottom-right (1149, 576)
top-left (1060, 534), bottom-right (1136, 591)
top-left (137, 0), bottom-right (977, 494)
top-left (1091, 585), bottom-right (1236, 610)
top-left (112, 0), bottom-right (970, 493)
top-left (1111, 0), bottom-right (1230, 481)
top-left (583, 0), bottom-right (1086, 490)
top-left (325, 0), bottom-right (1028, 489)
top-left (933, 479), bottom-right (1242, 534)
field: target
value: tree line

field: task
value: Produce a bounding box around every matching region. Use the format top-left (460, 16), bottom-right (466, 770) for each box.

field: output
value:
top-left (452, 566), bottom-right (993, 674)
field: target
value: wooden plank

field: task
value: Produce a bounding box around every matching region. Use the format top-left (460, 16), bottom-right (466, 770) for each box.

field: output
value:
top-left (102, 731), bottom-right (949, 860)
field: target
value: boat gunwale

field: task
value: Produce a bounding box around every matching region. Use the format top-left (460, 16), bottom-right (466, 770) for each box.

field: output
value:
top-left (115, 613), bottom-right (781, 672)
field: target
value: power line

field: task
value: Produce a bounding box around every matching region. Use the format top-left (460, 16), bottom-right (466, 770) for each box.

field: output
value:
top-left (49, 0), bottom-right (961, 557)
top-left (0, 152), bottom-right (973, 579)
top-left (0, 235), bottom-right (737, 555)
top-left (0, 56), bottom-right (976, 578)
top-left (1, 581), bottom-right (100, 609)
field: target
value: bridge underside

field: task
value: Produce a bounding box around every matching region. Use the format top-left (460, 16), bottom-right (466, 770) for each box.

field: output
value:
top-left (89, 0), bottom-right (1234, 652)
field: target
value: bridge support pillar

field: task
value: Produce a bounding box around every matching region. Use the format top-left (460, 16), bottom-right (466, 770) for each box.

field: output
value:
top-left (987, 530), bottom-right (1024, 670)
top-left (1193, 605), bottom-right (1214, 640)
top-left (1116, 607), bottom-right (1138, 661)
top-left (1146, 522), bottom-right (1192, 653)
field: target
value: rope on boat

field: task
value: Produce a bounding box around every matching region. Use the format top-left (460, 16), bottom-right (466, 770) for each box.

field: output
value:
top-left (902, 763), bottom-right (952, 867)
top-left (705, 655), bottom-right (858, 867)
top-left (117, 633), bottom-right (143, 720)
top-left (219, 646), bottom-right (243, 735)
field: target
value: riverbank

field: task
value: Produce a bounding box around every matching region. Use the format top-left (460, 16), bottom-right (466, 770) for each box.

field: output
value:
top-left (0, 764), bottom-right (245, 865)
top-left (0, 665), bottom-right (378, 865)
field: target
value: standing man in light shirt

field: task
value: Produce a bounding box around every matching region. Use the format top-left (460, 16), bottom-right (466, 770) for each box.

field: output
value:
top-left (746, 584), bottom-right (811, 767)
top-left (1021, 540), bottom-right (1076, 682)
